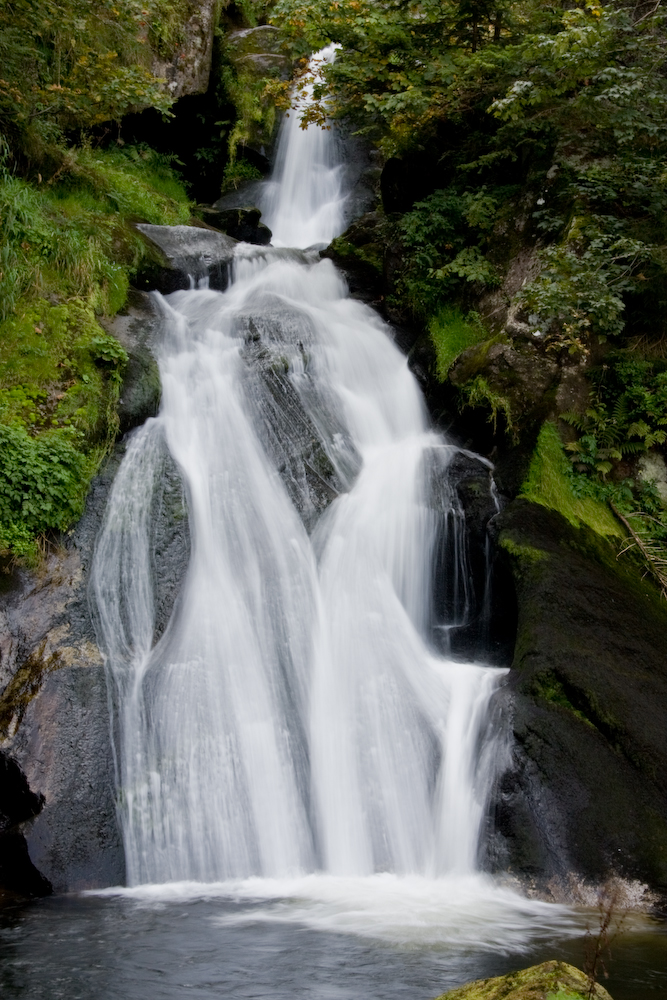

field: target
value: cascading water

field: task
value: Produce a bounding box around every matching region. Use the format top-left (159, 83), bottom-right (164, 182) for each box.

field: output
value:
top-left (91, 51), bottom-right (508, 891)
top-left (258, 44), bottom-right (347, 247)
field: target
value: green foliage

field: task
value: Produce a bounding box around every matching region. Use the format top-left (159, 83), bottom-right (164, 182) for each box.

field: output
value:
top-left (0, 424), bottom-right (90, 561)
top-left (429, 308), bottom-right (486, 380)
top-left (520, 422), bottom-right (620, 537)
top-left (562, 354), bottom-right (667, 476)
top-left (459, 374), bottom-right (513, 436)
top-left (397, 188), bottom-right (502, 316)
top-left (221, 159), bottom-right (263, 192)
top-left (0, 0), bottom-right (181, 165)
top-left (0, 297), bottom-right (127, 559)
top-left (518, 225), bottom-right (653, 344)
top-left (272, 0), bottom-right (667, 346)
top-left (0, 142), bottom-right (189, 559)
top-left (0, 144), bottom-right (190, 322)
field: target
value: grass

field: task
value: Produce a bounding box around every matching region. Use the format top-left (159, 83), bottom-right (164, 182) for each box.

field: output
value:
top-left (0, 142), bottom-right (191, 560)
top-left (520, 422), bottom-right (621, 537)
top-left (429, 307), bottom-right (487, 380)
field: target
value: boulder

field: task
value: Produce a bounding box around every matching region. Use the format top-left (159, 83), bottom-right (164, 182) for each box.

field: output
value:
top-left (200, 206), bottom-right (272, 245)
top-left (150, 0), bottom-right (220, 99)
top-left (487, 500), bottom-right (667, 896)
top-left (100, 291), bottom-right (162, 434)
top-left (435, 960), bottom-right (613, 1000)
top-left (134, 223), bottom-right (238, 292)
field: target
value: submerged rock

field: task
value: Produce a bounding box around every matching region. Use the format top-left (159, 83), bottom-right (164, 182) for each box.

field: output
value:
top-left (436, 960), bottom-right (613, 1000)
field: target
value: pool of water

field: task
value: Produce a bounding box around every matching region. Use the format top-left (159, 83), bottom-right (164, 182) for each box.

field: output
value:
top-left (1, 877), bottom-right (665, 1000)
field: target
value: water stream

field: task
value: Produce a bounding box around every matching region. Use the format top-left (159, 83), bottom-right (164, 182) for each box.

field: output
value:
top-left (91, 46), bottom-right (508, 890)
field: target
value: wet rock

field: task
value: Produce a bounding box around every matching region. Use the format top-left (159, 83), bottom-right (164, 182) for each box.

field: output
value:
top-left (100, 291), bottom-right (162, 434)
top-left (201, 206), bottom-right (272, 245)
top-left (134, 223), bottom-right (238, 292)
top-left (449, 338), bottom-right (560, 434)
top-left (233, 52), bottom-right (291, 78)
top-left (0, 538), bottom-right (124, 893)
top-left (236, 303), bottom-right (350, 526)
top-left (488, 500), bottom-right (667, 895)
top-left (436, 960), bottom-right (613, 1000)
top-left (0, 755), bottom-right (51, 896)
top-left (224, 25), bottom-right (290, 157)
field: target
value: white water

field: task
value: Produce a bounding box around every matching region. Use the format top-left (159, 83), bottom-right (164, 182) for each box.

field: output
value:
top-left (89, 50), bottom-right (576, 949)
top-left (259, 44), bottom-right (347, 247)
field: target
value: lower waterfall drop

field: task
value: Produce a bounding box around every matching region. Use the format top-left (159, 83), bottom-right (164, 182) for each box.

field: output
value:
top-left (91, 51), bottom-right (509, 889)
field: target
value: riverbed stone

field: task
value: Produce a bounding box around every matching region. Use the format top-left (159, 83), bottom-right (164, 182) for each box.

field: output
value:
top-left (435, 960), bottom-right (613, 1000)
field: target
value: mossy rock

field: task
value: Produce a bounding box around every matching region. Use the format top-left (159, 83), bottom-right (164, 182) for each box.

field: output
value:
top-left (492, 499), bottom-right (667, 889)
top-left (436, 961), bottom-right (612, 1000)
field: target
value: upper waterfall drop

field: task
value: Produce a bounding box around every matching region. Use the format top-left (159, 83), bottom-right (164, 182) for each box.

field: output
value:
top-left (90, 49), bottom-right (509, 889)
top-left (259, 45), bottom-right (348, 248)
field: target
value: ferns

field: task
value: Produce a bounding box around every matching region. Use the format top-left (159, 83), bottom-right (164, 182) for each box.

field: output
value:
top-left (561, 356), bottom-right (667, 478)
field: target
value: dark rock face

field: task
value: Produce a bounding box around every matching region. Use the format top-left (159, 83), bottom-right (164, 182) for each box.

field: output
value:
top-left (0, 755), bottom-right (51, 896)
top-left (0, 536), bottom-right (124, 893)
top-left (201, 206), bottom-right (272, 245)
top-left (487, 499), bottom-right (667, 897)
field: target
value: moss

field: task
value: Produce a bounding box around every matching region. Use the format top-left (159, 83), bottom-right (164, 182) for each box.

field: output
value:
top-left (429, 307), bottom-right (488, 380)
top-left (0, 642), bottom-right (63, 737)
top-left (499, 535), bottom-right (548, 564)
top-left (0, 146), bottom-right (191, 324)
top-left (327, 236), bottom-right (384, 275)
top-left (0, 143), bottom-right (192, 558)
top-left (459, 374), bottom-right (514, 436)
top-left (520, 422), bottom-right (620, 537)
top-left (435, 961), bottom-right (613, 1000)
top-left (530, 671), bottom-right (595, 729)
top-left (447, 332), bottom-right (509, 385)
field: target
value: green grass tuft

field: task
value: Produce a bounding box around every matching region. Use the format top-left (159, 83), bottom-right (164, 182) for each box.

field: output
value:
top-left (521, 422), bottom-right (620, 537)
top-left (429, 307), bottom-right (487, 381)
top-left (0, 142), bottom-right (190, 559)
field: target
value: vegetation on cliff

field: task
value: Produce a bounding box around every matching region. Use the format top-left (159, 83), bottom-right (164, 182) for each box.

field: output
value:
top-left (270, 0), bottom-right (667, 585)
top-left (0, 2), bottom-right (195, 560)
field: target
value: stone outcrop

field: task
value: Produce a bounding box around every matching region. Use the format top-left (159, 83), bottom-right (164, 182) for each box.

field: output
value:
top-left (134, 222), bottom-right (238, 292)
top-left (200, 206), bottom-right (272, 245)
top-left (0, 476), bottom-right (125, 894)
top-left (435, 961), bottom-right (613, 1000)
top-left (151, 0), bottom-right (221, 99)
top-left (487, 500), bottom-right (667, 897)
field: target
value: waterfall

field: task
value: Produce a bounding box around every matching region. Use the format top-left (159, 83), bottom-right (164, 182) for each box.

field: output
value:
top-left (258, 44), bottom-right (347, 248)
top-left (91, 52), bottom-right (508, 888)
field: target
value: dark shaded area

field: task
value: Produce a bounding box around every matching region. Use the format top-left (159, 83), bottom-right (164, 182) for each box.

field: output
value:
top-left (120, 91), bottom-right (236, 205)
top-left (426, 448), bottom-right (517, 666)
top-left (201, 206), bottom-right (272, 245)
top-left (0, 755), bottom-right (51, 897)
top-left (488, 499), bottom-right (667, 898)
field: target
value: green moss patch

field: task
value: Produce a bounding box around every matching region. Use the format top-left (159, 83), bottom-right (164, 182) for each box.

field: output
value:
top-left (435, 960), bottom-right (612, 1000)
top-left (520, 422), bottom-right (620, 538)
top-left (0, 143), bottom-right (191, 560)
top-left (429, 307), bottom-right (487, 381)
